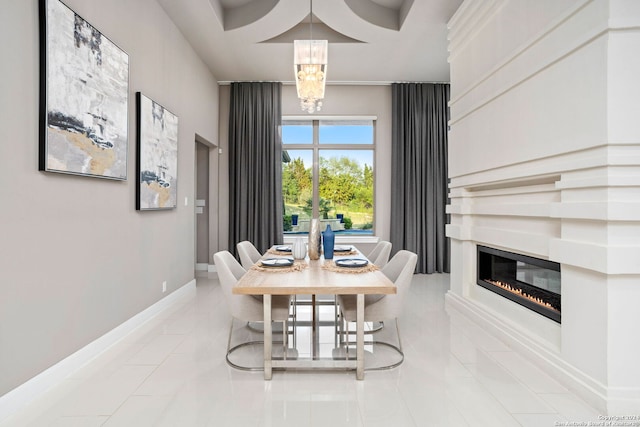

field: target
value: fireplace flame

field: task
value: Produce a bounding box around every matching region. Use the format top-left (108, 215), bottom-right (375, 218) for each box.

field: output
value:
top-left (485, 280), bottom-right (559, 312)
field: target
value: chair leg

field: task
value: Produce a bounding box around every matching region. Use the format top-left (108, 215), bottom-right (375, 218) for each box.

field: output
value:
top-left (226, 317), bottom-right (235, 354)
top-left (395, 317), bottom-right (403, 353)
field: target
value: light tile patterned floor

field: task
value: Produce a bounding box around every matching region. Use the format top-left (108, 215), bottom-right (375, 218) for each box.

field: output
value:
top-left (1, 272), bottom-right (602, 426)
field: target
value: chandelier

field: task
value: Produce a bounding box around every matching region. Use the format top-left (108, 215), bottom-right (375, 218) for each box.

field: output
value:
top-left (294, 1), bottom-right (327, 113)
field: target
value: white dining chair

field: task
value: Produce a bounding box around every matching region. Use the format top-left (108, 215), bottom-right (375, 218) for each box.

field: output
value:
top-left (213, 250), bottom-right (292, 370)
top-left (341, 240), bottom-right (391, 335)
top-left (332, 242), bottom-right (392, 340)
top-left (236, 240), bottom-right (263, 270)
top-left (236, 241), bottom-right (264, 304)
top-left (368, 240), bottom-right (392, 267)
top-left (336, 250), bottom-right (418, 368)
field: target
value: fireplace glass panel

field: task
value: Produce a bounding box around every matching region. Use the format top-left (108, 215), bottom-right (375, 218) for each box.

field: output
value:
top-left (516, 261), bottom-right (561, 294)
top-left (477, 246), bottom-right (561, 323)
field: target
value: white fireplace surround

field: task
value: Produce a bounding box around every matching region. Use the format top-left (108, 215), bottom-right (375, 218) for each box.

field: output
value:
top-left (446, 0), bottom-right (640, 414)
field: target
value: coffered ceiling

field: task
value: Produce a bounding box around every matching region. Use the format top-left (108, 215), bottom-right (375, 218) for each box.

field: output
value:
top-left (157, 0), bottom-right (462, 83)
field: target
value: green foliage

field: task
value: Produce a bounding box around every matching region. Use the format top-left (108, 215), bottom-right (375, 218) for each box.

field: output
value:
top-left (364, 164), bottom-right (373, 188)
top-left (319, 198), bottom-right (332, 219)
top-left (319, 156), bottom-right (360, 205)
top-left (283, 154), bottom-right (374, 229)
top-left (361, 222), bottom-right (373, 230)
top-left (302, 197), bottom-right (332, 219)
top-left (302, 198), bottom-right (312, 217)
top-left (283, 215), bottom-right (292, 232)
top-left (318, 156), bottom-right (373, 215)
top-left (282, 157), bottom-right (312, 205)
top-left (343, 217), bottom-right (352, 230)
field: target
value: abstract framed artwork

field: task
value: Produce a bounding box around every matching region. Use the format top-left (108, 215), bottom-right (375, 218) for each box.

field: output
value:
top-left (136, 92), bottom-right (179, 210)
top-left (39, 0), bottom-right (129, 180)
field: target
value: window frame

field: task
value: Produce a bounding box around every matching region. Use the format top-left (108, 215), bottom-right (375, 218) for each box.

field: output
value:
top-left (282, 115), bottom-right (377, 235)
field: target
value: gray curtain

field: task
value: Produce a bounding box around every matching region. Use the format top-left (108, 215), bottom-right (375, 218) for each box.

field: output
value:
top-left (390, 83), bottom-right (450, 274)
top-left (228, 82), bottom-right (283, 256)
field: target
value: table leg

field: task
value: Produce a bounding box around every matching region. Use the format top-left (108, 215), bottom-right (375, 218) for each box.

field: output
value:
top-left (264, 294), bottom-right (272, 380)
top-left (312, 294), bottom-right (318, 359)
top-left (356, 294), bottom-right (364, 380)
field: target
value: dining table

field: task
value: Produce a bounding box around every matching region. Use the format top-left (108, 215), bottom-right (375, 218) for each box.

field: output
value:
top-left (232, 245), bottom-right (396, 380)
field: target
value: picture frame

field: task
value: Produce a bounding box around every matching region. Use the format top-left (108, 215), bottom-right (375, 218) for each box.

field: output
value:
top-left (39, 0), bottom-right (129, 180)
top-left (136, 92), bottom-right (179, 210)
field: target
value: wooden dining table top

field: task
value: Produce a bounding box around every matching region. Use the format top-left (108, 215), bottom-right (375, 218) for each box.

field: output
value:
top-left (232, 247), bottom-right (396, 296)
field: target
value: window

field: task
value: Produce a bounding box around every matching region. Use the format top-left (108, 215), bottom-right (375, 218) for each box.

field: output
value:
top-left (282, 118), bottom-right (374, 235)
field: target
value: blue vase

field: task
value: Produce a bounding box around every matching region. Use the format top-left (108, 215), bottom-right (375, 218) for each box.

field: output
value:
top-left (322, 224), bottom-right (335, 259)
top-left (336, 214), bottom-right (344, 223)
top-left (291, 214), bottom-right (298, 226)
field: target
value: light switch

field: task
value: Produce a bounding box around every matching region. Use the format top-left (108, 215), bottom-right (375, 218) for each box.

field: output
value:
top-left (196, 199), bottom-right (206, 207)
top-left (196, 207), bottom-right (204, 214)
top-left (184, 197), bottom-right (188, 206)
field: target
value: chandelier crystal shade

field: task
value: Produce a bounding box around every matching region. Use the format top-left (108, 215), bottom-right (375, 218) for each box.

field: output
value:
top-left (294, 0), bottom-right (327, 114)
top-left (294, 40), bottom-right (327, 113)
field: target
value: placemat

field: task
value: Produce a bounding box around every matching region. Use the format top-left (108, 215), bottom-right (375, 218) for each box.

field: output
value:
top-left (321, 261), bottom-right (380, 274)
top-left (266, 248), bottom-right (293, 256)
top-left (251, 260), bottom-right (308, 273)
top-left (332, 250), bottom-right (358, 256)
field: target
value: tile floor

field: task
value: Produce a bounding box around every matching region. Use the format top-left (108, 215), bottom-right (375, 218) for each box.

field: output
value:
top-left (1, 272), bottom-right (602, 426)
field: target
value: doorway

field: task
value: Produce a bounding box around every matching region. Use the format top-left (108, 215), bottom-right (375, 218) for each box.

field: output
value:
top-left (195, 136), bottom-right (218, 270)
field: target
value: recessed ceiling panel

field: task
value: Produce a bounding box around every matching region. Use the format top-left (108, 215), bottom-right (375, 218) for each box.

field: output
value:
top-left (219, 0), bottom-right (280, 30)
top-left (261, 14), bottom-right (364, 44)
top-left (159, 0), bottom-right (463, 83)
top-left (344, 0), bottom-right (410, 30)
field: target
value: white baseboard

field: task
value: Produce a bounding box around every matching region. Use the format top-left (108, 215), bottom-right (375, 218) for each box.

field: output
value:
top-left (0, 279), bottom-right (197, 423)
top-left (445, 291), bottom-right (611, 414)
top-left (195, 263), bottom-right (216, 273)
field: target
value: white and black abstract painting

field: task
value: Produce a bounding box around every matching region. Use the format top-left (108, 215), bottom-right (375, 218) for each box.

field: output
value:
top-left (39, 0), bottom-right (129, 179)
top-left (136, 93), bottom-right (178, 210)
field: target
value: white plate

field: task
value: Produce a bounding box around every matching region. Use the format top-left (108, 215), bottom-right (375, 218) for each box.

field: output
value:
top-left (333, 245), bottom-right (352, 252)
top-left (275, 246), bottom-right (291, 252)
top-left (260, 258), bottom-right (294, 267)
top-left (335, 259), bottom-right (368, 268)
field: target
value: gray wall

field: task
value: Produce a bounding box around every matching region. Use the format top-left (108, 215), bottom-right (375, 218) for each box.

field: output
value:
top-left (0, 0), bottom-right (219, 396)
top-left (217, 84), bottom-right (392, 254)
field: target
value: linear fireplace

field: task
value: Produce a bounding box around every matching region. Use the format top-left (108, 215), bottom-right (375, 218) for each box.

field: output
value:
top-left (477, 246), bottom-right (561, 323)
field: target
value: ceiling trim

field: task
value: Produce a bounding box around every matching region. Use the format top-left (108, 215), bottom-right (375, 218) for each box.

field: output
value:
top-left (217, 80), bottom-right (450, 85)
